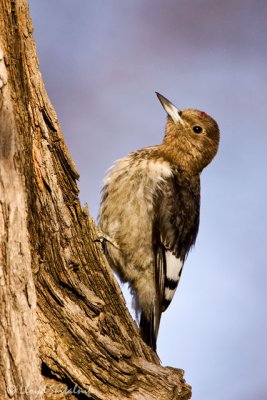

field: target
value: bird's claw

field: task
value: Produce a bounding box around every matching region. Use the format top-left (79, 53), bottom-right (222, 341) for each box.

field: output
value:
top-left (94, 230), bottom-right (120, 254)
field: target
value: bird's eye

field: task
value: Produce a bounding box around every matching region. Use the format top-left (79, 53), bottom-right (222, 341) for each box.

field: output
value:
top-left (192, 125), bottom-right (203, 134)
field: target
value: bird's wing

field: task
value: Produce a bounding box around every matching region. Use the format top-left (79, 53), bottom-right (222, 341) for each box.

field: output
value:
top-left (140, 174), bottom-right (199, 350)
top-left (153, 176), bottom-right (186, 314)
top-left (140, 177), bottom-right (184, 350)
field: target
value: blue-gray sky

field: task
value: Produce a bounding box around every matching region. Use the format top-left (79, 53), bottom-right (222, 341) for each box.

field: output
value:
top-left (28, 1), bottom-right (267, 399)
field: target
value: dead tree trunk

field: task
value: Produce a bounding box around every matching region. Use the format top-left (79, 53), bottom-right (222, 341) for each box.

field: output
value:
top-left (0, 1), bottom-right (192, 399)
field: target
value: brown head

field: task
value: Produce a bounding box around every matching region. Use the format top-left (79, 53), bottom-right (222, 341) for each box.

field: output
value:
top-left (156, 92), bottom-right (220, 174)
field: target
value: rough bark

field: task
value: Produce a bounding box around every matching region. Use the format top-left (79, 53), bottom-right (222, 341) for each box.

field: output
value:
top-left (0, 1), bottom-right (192, 399)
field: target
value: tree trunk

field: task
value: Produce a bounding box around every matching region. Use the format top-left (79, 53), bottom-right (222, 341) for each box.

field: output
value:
top-left (0, 1), bottom-right (192, 399)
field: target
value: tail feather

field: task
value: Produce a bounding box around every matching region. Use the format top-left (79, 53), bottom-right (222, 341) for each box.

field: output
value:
top-left (140, 305), bottom-right (161, 351)
top-left (139, 245), bottom-right (165, 351)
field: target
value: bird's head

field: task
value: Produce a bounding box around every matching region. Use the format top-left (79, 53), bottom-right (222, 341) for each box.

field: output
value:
top-left (156, 92), bottom-right (220, 174)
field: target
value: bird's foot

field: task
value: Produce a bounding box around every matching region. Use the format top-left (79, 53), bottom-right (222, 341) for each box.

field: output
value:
top-left (94, 229), bottom-right (120, 254)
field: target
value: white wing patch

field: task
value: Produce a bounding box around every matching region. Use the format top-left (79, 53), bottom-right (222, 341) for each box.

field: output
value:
top-left (164, 287), bottom-right (177, 301)
top-left (164, 252), bottom-right (184, 305)
top-left (165, 251), bottom-right (183, 282)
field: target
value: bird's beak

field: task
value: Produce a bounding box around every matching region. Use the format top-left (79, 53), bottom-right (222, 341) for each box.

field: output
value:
top-left (156, 92), bottom-right (183, 124)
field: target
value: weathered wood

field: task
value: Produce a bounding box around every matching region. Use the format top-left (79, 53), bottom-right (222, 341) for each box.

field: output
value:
top-left (0, 5), bottom-right (44, 399)
top-left (0, 1), bottom-right (192, 399)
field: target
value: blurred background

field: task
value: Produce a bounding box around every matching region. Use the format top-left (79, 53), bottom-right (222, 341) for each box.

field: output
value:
top-left (28, 1), bottom-right (267, 399)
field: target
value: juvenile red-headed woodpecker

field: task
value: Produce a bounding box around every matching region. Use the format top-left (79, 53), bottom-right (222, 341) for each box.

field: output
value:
top-left (98, 93), bottom-right (220, 351)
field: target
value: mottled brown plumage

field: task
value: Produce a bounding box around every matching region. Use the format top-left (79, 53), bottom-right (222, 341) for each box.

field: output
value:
top-left (98, 93), bottom-right (219, 351)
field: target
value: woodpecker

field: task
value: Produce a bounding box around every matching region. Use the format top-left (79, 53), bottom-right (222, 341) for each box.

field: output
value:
top-left (98, 93), bottom-right (220, 351)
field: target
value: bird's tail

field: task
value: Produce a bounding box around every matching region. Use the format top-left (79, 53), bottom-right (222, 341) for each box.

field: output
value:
top-left (139, 245), bottom-right (165, 351)
top-left (140, 305), bottom-right (161, 352)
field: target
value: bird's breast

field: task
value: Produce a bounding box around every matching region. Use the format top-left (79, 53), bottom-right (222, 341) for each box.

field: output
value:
top-left (99, 155), bottom-right (174, 275)
top-left (101, 156), bottom-right (173, 217)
